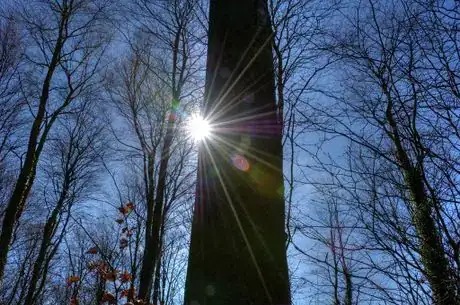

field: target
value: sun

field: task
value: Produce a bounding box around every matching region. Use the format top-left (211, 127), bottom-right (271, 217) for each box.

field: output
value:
top-left (187, 114), bottom-right (211, 141)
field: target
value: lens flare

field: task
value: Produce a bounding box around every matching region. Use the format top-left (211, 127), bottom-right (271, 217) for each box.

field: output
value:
top-left (231, 154), bottom-right (250, 172)
top-left (188, 114), bottom-right (211, 141)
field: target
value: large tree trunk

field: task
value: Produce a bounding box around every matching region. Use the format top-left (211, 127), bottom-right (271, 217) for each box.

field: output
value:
top-left (184, 1), bottom-right (291, 304)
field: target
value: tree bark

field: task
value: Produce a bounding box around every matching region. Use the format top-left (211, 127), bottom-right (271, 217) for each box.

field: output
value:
top-left (184, 1), bottom-right (291, 304)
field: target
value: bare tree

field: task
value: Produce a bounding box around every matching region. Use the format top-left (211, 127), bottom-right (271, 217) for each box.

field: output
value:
top-left (0, 14), bottom-right (23, 212)
top-left (21, 102), bottom-right (106, 305)
top-left (290, 0), bottom-right (460, 303)
top-left (106, 0), bottom-right (205, 302)
top-left (129, 1), bottom-right (203, 302)
top-left (0, 0), bottom-right (113, 281)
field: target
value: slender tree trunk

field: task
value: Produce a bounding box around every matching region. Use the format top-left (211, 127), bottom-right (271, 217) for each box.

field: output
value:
top-left (95, 273), bottom-right (105, 304)
top-left (331, 233), bottom-right (340, 305)
top-left (0, 7), bottom-right (67, 281)
top-left (384, 87), bottom-right (459, 305)
top-left (138, 105), bottom-right (176, 302)
top-left (23, 181), bottom-right (69, 305)
top-left (343, 266), bottom-right (352, 305)
top-left (137, 5), bottom-right (187, 301)
top-left (138, 152), bottom-right (156, 301)
top-left (23, 213), bottom-right (57, 305)
top-left (137, 19), bottom-right (184, 300)
top-left (152, 250), bottom-right (162, 305)
top-left (184, 1), bottom-right (291, 304)
top-left (6, 239), bottom-right (37, 305)
top-left (152, 217), bottom-right (165, 305)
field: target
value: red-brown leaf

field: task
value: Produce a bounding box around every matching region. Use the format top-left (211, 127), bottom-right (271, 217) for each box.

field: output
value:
top-left (66, 276), bottom-right (80, 286)
top-left (119, 271), bottom-right (132, 283)
top-left (86, 246), bottom-right (98, 254)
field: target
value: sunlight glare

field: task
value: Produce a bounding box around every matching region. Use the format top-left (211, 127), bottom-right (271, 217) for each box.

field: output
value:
top-left (188, 114), bottom-right (211, 141)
